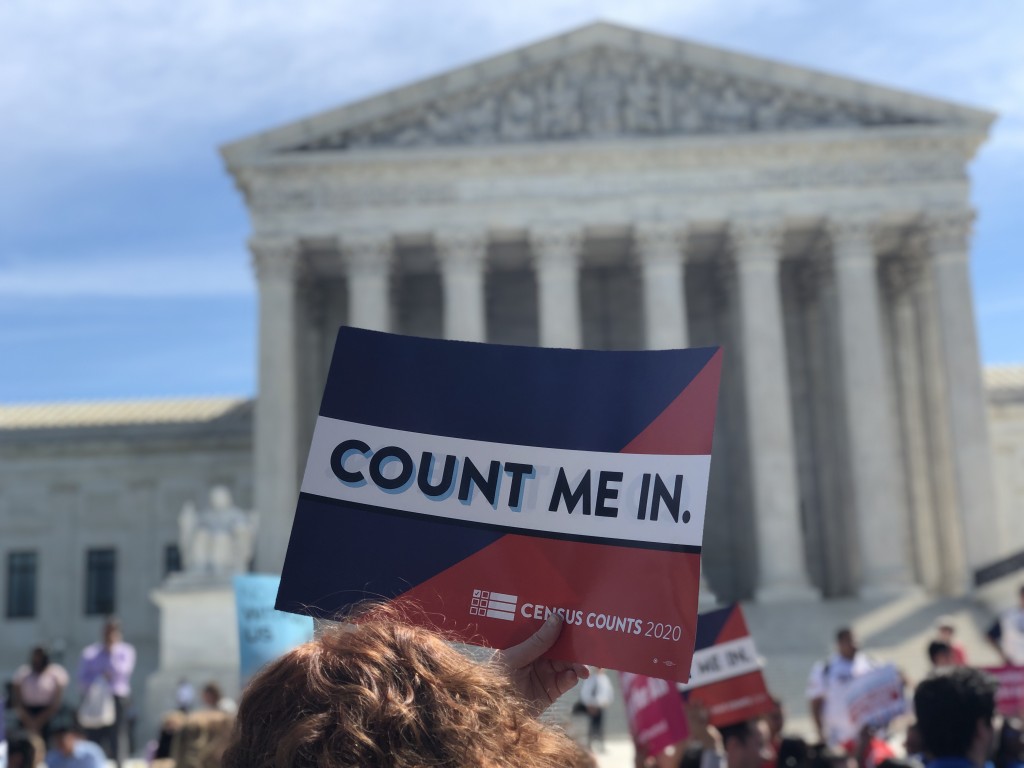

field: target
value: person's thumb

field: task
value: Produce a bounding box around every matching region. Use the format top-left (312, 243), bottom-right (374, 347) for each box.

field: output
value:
top-left (503, 612), bottom-right (563, 667)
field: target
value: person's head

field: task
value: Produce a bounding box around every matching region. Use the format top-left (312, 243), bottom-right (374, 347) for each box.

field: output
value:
top-left (936, 616), bottom-right (956, 644)
top-left (835, 628), bottom-right (857, 660)
top-left (221, 607), bottom-right (588, 768)
top-left (720, 719), bottom-right (769, 768)
top-left (776, 737), bottom-right (809, 768)
top-left (7, 738), bottom-right (37, 768)
top-left (914, 666), bottom-right (998, 765)
top-left (202, 682), bottom-right (223, 708)
top-left (767, 696), bottom-right (785, 739)
top-left (679, 745), bottom-right (705, 768)
top-left (29, 645), bottom-right (50, 673)
top-left (928, 640), bottom-right (955, 667)
top-left (51, 715), bottom-right (84, 756)
top-left (103, 616), bottom-right (122, 647)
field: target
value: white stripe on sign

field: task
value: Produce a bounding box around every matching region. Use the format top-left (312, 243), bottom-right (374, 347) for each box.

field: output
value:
top-left (486, 600), bottom-right (516, 613)
top-left (486, 609), bottom-right (516, 621)
top-left (678, 637), bottom-right (762, 690)
top-left (301, 417), bottom-right (710, 548)
top-left (487, 591), bottom-right (517, 603)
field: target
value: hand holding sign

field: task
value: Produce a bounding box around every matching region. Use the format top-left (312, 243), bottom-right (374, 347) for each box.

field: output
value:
top-left (499, 612), bottom-right (590, 715)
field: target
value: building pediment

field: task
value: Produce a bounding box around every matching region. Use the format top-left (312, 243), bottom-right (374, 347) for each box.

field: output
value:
top-left (222, 22), bottom-right (993, 164)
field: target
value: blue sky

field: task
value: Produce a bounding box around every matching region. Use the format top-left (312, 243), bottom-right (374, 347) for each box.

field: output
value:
top-left (2, 0), bottom-right (1021, 403)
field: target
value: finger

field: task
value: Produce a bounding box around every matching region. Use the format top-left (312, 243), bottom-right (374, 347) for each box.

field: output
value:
top-left (554, 667), bottom-right (581, 697)
top-left (503, 613), bottom-right (563, 667)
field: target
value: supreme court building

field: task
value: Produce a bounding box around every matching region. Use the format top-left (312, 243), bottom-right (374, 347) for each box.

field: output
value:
top-left (222, 22), bottom-right (1005, 602)
top-left (4, 23), bottom-right (1024, 734)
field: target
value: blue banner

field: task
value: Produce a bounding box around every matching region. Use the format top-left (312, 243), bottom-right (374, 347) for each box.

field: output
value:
top-left (234, 574), bottom-right (314, 682)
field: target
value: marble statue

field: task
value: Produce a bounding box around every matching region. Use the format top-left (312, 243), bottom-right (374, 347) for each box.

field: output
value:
top-left (178, 486), bottom-right (258, 576)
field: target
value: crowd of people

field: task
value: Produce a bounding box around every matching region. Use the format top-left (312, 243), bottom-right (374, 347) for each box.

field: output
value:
top-left (1, 618), bottom-right (236, 768)
top-left (2, 588), bottom-right (1024, 768)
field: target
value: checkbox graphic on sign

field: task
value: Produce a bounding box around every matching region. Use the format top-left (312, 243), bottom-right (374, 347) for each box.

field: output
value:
top-left (471, 589), bottom-right (518, 621)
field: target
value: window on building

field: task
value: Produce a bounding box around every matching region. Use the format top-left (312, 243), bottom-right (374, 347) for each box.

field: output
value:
top-left (85, 548), bottom-right (116, 616)
top-left (6, 551), bottom-right (38, 619)
top-left (164, 544), bottom-right (182, 576)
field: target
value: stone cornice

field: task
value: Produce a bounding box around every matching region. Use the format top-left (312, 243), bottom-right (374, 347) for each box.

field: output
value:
top-left (238, 124), bottom-right (979, 175)
top-left (237, 128), bottom-right (975, 221)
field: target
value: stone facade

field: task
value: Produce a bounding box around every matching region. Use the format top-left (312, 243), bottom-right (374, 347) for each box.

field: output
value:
top-left (222, 22), bottom-right (1002, 602)
top-left (0, 399), bottom-right (252, 725)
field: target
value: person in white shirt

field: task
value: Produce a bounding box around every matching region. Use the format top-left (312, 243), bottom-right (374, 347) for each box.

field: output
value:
top-left (986, 584), bottom-right (1024, 667)
top-left (806, 627), bottom-right (876, 747)
top-left (578, 667), bottom-right (614, 752)
top-left (12, 646), bottom-right (69, 743)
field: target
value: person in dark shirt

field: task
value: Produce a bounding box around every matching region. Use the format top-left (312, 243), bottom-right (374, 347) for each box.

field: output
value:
top-left (914, 666), bottom-right (998, 768)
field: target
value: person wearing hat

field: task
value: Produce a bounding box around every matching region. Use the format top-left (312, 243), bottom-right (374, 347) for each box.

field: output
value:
top-left (45, 714), bottom-right (106, 768)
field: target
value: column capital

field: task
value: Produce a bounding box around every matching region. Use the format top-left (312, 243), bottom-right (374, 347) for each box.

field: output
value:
top-left (633, 222), bottom-right (688, 266)
top-left (529, 225), bottom-right (582, 268)
top-left (434, 229), bottom-right (489, 272)
top-left (881, 252), bottom-right (926, 298)
top-left (341, 232), bottom-right (393, 275)
top-left (827, 216), bottom-right (880, 262)
top-left (249, 237), bottom-right (301, 281)
top-left (729, 216), bottom-right (785, 264)
top-left (924, 208), bottom-right (975, 259)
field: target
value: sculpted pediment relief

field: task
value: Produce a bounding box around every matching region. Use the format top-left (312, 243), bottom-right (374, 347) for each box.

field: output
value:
top-left (296, 48), bottom-right (934, 152)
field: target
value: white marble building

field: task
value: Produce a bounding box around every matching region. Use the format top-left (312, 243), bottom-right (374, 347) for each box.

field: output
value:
top-left (0, 399), bottom-right (252, 722)
top-left (2, 21), bottom-right (1022, 733)
top-left (221, 22), bottom-right (1004, 601)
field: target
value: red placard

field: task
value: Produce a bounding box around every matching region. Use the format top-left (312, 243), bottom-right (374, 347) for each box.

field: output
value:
top-left (679, 604), bottom-right (774, 727)
top-left (621, 672), bottom-right (690, 758)
top-left (983, 666), bottom-right (1024, 717)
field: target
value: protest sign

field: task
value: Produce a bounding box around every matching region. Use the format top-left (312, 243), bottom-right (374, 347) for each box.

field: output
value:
top-left (983, 666), bottom-right (1024, 717)
top-left (276, 328), bottom-right (722, 681)
top-left (621, 672), bottom-right (689, 759)
top-left (234, 574), bottom-right (314, 682)
top-left (844, 664), bottom-right (907, 730)
top-left (679, 604), bottom-right (773, 726)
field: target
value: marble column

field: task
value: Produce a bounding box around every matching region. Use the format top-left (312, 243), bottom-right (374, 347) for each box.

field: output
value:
top-left (436, 230), bottom-right (488, 342)
top-left (731, 218), bottom-right (817, 601)
top-left (883, 254), bottom-right (942, 591)
top-left (342, 233), bottom-right (393, 332)
top-left (912, 233), bottom-right (969, 594)
top-left (530, 226), bottom-right (582, 349)
top-left (635, 223), bottom-right (689, 350)
top-left (829, 218), bottom-right (914, 595)
top-left (925, 209), bottom-right (1001, 569)
top-left (250, 237), bottom-right (302, 574)
top-left (635, 222), bottom-right (717, 607)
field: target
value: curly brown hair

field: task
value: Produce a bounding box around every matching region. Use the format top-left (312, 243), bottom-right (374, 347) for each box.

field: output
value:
top-left (221, 608), bottom-right (591, 768)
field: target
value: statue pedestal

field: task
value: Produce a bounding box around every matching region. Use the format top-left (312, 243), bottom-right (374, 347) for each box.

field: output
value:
top-left (143, 573), bottom-right (240, 740)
